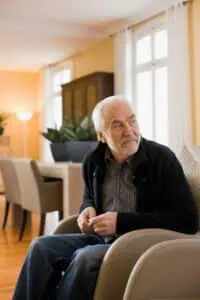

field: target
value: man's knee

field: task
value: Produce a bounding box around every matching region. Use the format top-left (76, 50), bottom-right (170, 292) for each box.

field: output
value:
top-left (29, 236), bottom-right (52, 255)
top-left (73, 245), bottom-right (106, 272)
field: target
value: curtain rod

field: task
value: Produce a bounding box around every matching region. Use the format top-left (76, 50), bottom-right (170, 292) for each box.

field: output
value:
top-left (109, 0), bottom-right (193, 38)
top-left (170, 0), bottom-right (193, 9)
top-left (183, 0), bottom-right (193, 5)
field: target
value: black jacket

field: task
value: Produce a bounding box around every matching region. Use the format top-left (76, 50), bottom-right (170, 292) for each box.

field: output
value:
top-left (80, 138), bottom-right (198, 235)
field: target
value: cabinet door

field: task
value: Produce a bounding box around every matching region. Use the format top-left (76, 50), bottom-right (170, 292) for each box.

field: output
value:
top-left (87, 84), bottom-right (97, 116)
top-left (62, 72), bottom-right (114, 123)
top-left (73, 86), bottom-right (86, 121)
top-left (62, 89), bottom-right (73, 122)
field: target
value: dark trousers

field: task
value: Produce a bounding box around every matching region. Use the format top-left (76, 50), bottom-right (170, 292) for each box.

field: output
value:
top-left (13, 233), bottom-right (111, 300)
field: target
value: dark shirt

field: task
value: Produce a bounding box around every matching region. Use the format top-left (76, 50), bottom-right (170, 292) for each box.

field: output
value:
top-left (101, 148), bottom-right (137, 214)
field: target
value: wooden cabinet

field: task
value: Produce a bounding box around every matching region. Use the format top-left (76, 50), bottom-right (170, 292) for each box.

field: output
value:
top-left (62, 72), bottom-right (114, 122)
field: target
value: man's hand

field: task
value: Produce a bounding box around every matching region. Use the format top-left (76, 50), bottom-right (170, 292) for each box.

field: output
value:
top-left (89, 212), bottom-right (117, 236)
top-left (77, 206), bottom-right (96, 233)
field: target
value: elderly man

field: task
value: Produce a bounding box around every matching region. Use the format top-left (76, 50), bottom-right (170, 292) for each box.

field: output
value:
top-left (13, 95), bottom-right (198, 300)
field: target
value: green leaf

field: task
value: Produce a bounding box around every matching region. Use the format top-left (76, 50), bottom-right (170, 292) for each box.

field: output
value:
top-left (0, 113), bottom-right (8, 128)
top-left (41, 116), bottom-right (97, 142)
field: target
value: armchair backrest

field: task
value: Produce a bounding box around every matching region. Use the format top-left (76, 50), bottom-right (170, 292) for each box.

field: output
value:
top-left (179, 145), bottom-right (200, 212)
top-left (30, 159), bottom-right (45, 186)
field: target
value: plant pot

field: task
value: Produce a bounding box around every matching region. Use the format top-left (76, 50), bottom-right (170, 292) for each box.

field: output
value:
top-left (50, 141), bottom-right (98, 162)
top-left (0, 127), bottom-right (4, 135)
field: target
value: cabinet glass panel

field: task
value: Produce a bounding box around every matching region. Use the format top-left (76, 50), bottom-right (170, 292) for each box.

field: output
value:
top-left (87, 85), bottom-right (97, 116)
top-left (74, 88), bottom-right (85, 121)
top-left (63, 90), bottom-right (72, 122)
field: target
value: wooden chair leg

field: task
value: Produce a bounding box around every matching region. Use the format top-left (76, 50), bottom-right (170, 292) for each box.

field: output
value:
top-left (39, 214), bottom-right (46, 236)
top-left (19, 209), bottom-right (28, 241)
top-left (58, 210), bottom-right (63, 221)
top-left (2, 201), bottom-right (10, 229)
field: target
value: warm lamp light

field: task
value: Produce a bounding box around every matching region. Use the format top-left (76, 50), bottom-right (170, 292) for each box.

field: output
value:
top-left (16, 112), bottom-right (33, 121)
top-left (16, 111), bottom-right (33, 157)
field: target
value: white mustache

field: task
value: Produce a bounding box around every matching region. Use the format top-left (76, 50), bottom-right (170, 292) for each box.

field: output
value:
top-left (122, 138), bottom-right (137, 144)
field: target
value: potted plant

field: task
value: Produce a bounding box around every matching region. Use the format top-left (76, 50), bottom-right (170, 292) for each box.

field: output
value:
top-left (0, 113), bottom-right (7, 136)
top-left (41, 116), bottom-right (98, 162)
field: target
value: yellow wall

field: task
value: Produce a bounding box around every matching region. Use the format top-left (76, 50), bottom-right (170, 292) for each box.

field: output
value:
top-left (71, 38), bottom-right (114, 79)
top-left (0, 39), bottom-right (113, 160)
top-left (189, 0), bottom-right (200, 144)
top-left (0, 71), bottom-right (40, 159)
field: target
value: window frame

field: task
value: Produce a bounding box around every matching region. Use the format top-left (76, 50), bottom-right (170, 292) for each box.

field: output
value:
top-left (132, 17), bottom-right (168, 144)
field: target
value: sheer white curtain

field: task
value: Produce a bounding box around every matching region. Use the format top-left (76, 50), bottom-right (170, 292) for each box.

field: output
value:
top-left (39, 68), bottom-right (58, 233)
top-left (40, 67), bottom-right (54, 162)
top-left (40, 63), bottom-right (73, 163)
top-left (114, 28), bottom-right (133, 102)
top-left (166, 1), bottom-right (192, 155)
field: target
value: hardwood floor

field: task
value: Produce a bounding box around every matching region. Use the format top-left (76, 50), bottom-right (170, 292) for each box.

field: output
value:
top-left (0, 196), bottom-right (40, 299)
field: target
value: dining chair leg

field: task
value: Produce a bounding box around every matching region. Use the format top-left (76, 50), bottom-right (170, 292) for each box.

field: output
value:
top-left (39, 213), bottom-right (46, 236)
top-left (2, 201), bottom-right (10, 229)
top-left (19, 209), bottom-right (28, 241)
top-left (58, 210), bottom-right (63, 221)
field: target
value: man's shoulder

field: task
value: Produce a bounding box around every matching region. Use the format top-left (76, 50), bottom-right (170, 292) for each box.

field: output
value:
top-left (142, 138), bottom-right (177, 162)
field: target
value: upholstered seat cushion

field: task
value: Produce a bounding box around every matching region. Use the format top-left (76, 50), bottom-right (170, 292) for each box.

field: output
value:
top-left (179, 145), bottom-right (200, 212)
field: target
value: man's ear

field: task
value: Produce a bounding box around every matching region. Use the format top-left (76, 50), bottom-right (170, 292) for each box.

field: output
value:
top-left (96, 132), bottom-right (106, 143)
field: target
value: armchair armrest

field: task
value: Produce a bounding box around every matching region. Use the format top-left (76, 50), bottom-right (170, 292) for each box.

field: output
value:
top-left (94, 229), bottom-right (197, 300)
top-left (53, 215), bottom-right (80, 234)
top-left (124, 238), bottom-right (200, 300)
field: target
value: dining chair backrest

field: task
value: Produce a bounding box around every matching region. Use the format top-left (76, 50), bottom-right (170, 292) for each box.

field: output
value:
top-left (13, 159), bottom-right (41, 213)
top-left (0, 158), bottom-right (20, 205)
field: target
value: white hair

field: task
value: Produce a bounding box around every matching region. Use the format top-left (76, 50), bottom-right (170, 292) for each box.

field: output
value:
top-left (92, 95), bottom-right (133, 131)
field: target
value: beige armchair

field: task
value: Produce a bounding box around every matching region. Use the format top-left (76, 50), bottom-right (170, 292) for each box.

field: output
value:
top-left (123, 238), bottom-right (200, 300)
top-left (53, 216), bottom-right (198, 300)
top-left (13, 159), bottom-right (63, 240)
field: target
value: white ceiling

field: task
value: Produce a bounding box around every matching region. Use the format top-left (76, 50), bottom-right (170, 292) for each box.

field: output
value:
top-left (0, 0), bottom-right (175, 71)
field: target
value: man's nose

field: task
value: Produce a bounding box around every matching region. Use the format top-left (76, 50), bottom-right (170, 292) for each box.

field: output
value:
top-left (124, 122), bottom-right (133, 135)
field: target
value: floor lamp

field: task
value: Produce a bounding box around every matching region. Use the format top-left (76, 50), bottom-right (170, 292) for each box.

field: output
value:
top-left (16, 112), bottom-right (33, 157)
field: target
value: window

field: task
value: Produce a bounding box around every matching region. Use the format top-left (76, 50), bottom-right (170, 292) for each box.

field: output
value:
top-left (133, 23), bottom-right (168, 145)
top-left (52, 67), bottom-right (72, 128)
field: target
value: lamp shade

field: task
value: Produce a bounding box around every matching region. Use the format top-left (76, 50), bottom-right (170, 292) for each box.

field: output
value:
top-left (16, 112), bottom-right (33, 121)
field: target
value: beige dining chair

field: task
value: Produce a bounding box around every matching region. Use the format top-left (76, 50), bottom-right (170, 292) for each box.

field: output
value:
top-left (13, 159), bottom-right (63, 241)
top-left (0, 158), bottom-right (21, 232)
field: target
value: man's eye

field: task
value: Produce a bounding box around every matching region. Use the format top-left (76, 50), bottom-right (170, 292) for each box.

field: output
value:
top-left (130, 119), bottom-right (136, 125)
top-left (113, 123), bottom-right (122, 128)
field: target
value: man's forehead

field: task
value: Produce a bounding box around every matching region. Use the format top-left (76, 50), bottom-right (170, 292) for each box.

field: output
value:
top-left (104, 102), bottom-right (135, 120)
top-left (110, 113), bottom-right (135, 123)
